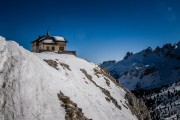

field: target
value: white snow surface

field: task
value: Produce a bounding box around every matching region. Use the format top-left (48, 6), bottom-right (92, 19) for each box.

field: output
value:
top-left (0, 37), bottom-right (137, 120)
top-left (42, 39), bottom-right (55, 43)
top-left (53, 36), bottom-right (65, 41)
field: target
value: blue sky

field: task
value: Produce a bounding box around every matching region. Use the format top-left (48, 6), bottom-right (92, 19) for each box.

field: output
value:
top-left (0, 0), bottom-right (180, 63)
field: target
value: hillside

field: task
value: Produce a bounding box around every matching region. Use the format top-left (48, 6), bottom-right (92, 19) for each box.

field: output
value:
top-left (133, 81), bottom-right (180, 120)
top-left (101, 42), bottom-right (180, 90)
top-left (0, 36), bottom-right (150, 120)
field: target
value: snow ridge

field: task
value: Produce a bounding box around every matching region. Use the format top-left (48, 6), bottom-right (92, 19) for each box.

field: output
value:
top-left (0, 37), bottom-right (150, 120)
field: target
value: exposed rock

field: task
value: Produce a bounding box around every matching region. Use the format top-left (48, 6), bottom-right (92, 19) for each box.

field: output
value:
top-left (94, 67), bottom-right (120, 87)
top-left (105, 97), bottom-right (110, 102)
top-left (144, 67), bottom-right (157, 76)
top-left (44, 59), bottom-right (58, 70)
top-left (124, 89), bottom-right (151, 120)
top-left (104, 77), bottom-right (110, 86)
top-left (59, 62), bottom-right (71, 71)
top-left (81, 69), bottom-right (121, 110)
top-left (124, 52), bottom-right (133, 60)
top-left (57, 91), bottom-right (91, 120)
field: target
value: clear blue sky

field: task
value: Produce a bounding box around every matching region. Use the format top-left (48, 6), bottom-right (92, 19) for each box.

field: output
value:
top-left (0, 0), bottom-right (180, 63)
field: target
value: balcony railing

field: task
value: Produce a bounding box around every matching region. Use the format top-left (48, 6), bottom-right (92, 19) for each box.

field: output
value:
top-left (33, 49), bottom-right (76, 56)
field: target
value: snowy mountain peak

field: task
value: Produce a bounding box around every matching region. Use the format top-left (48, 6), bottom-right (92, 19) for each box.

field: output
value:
top-left (101, 41), bottom-right (180, 90)
top-left (0, 37), bottom-right (150, 120)
top-left (101, 41), bottom-right (180, 120)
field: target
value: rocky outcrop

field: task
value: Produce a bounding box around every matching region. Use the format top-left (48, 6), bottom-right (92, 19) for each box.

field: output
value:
top-left (80, 69), bottom-right (122, 110)
top-left (124, 52), bottom-right (133, 60)
top-left (96, 65), bottom-right (151, 120)
top-left (81, 68), bottom-right (151, 119)
top-left (44, 59), bottom-right (58, 70)
top-left (124, 89), bottom-right (151, 120)
top-left (57, 91), bottom-right (91, 120)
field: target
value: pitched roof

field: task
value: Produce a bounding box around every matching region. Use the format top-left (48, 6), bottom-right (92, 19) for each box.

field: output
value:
top-left (31, 32), bottom-right (67, 43)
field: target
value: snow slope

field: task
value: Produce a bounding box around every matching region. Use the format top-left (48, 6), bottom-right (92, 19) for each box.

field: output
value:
top-left (101, 42), bottom-right (180, 90)
top-left (0, 37), bottom-right (150, 120)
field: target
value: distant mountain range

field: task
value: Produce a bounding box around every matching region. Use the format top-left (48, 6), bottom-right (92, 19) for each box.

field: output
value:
top-left (101, 41), bottom-right (180, 120)
top-left (101, 41), bottom-right (180, 90)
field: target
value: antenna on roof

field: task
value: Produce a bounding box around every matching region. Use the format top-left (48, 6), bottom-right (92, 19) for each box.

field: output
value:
top-left (46, 27), bottom-right (50, 36)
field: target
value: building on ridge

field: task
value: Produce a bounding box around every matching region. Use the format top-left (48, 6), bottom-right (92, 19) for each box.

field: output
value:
top-left (31, 31), bottom-right (67, 52)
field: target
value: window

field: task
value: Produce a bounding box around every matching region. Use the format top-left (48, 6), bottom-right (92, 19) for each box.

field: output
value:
top-left (46, 46), bottom-right (49, 50)
top-left (59, 46), bottom-right (64, 51)
top-left (52, 46), bottom-right (55, 51)
top-left (39, 42), bottom-right (42, 46)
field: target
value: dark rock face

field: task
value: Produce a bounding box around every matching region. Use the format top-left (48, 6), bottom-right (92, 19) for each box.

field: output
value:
top-left (124, 89), bottom-right (151, 120)
top-left (143, 67), bottom-right (157, 76)
top-left (124, 52), bottom-right (133, 60)
top-left (101, 60), bottom-right (116, 68)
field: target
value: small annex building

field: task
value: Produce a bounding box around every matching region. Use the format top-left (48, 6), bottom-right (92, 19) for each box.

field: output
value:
top-left (31, 31), bottom-right (67, 52)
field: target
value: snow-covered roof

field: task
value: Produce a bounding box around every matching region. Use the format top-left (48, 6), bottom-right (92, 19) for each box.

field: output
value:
top-left (42, 39), bottom-right (55, 43)
top-left (31, 32), bottom-right (67, 43)
top-left (53, 36), bottom-right (65, 41)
